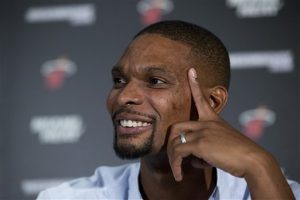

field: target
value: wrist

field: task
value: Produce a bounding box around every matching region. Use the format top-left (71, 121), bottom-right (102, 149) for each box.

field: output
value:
top-left (244, 150), bottom-right (295, 200)
top-left (244, 150), bottom-right (278, 181)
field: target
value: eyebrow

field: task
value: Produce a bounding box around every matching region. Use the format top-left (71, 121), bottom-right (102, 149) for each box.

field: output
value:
top-left (111, 66), bottom-right (122, 75)
top-left (111, 65), bottom-right (176, 79)
top-left (145, 66), bottom-right (175, 77)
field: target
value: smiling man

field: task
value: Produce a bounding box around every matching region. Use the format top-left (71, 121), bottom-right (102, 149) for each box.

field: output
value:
top-left (37, 20), bottom-right (300, 200)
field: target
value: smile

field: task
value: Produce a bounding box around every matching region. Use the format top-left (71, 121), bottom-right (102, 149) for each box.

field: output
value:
top-left (119, 119), bottom-right (151, 128)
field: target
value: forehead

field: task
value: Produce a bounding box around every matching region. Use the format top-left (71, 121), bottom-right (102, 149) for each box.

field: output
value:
top-left (116, 34), bottom-right (192, 74)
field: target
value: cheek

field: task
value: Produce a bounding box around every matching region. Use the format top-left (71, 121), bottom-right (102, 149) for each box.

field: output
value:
top-left (106, 90), bottom-right (115, 114)
top-left (170, 90), bottom-right (191, 120)
top-left (153, 88), bottom-right (191, 123)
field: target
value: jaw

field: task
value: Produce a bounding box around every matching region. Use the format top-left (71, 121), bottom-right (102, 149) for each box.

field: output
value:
top-left (113, 122), bottom-right (155, 159)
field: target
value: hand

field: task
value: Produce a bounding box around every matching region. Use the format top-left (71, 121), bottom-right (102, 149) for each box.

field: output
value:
top-left (167, 68), bottom-right (272, 181)
top-left (166, 68), bottom-right (295, 199)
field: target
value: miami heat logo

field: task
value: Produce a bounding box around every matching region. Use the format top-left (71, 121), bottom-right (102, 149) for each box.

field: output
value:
top-left (137, 0), bottom-right (174, 25)
top-left (239, 105), bottom-right (276, 140)
top-left (41, 56), bottom-right (77, 90)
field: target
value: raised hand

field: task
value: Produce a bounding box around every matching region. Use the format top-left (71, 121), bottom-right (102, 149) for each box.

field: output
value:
top-left (167, 68), bottom-right (295, 199)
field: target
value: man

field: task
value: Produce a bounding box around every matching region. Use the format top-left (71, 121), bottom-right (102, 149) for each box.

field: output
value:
top-left (37, 20), bottom-right (300, 199)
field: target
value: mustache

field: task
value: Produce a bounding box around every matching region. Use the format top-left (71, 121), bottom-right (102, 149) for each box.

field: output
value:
top-left (112, 106), bottom-right (156, 121)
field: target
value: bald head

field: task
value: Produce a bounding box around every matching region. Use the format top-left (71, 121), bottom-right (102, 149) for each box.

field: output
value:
top-left (133, 20), bottom-right (230, 89)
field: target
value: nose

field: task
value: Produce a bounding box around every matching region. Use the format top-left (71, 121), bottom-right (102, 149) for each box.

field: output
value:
top-left (116, 81), bottom-right (144, 106)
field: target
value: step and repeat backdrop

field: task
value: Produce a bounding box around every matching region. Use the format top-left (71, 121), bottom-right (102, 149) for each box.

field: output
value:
top-left (0, 0), bottom-right (299, 199)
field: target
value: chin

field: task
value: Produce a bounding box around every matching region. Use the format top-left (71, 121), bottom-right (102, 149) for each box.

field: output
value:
top-left (114, 144), bottom-right (151, 159)
top-left (113, 131), bottom-right (154, 159)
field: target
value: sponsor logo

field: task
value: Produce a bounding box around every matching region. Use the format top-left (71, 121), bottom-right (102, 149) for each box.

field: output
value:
top-left (30, 115), bottom-right (85, 144)
top-left (230, 50), bottom-right (294, 73)
top-left (137, 0), bottom-right (174, 25)
top-left (41, 56), bottom-right (77, 90)
top-left (239, 105), bottom-right (276, 140)
top-left (21, 178), bottom-right (72, 196)
top-left (226, 0), bottom-right (284, 18)
top-left (25, 4), bottom-right (96, 26)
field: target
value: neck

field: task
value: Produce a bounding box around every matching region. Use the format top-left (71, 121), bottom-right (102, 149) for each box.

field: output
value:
top-left (139, 152), bottom-right (216, 200)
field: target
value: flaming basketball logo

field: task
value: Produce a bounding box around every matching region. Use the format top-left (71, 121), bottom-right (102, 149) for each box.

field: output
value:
top-left (239, 105), bottom-right (276, 140)
top-left (137, 0), bottom-right (174, 25)
top-left (41, 56), bottom-right (77, 90)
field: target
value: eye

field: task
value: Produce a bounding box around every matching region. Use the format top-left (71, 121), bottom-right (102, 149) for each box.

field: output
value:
top-left (148, 77), bottom-right (169, 89)
top-left (113, 77), bottom-right (126, 84)
top-left (112, 77), bottom-right (126, 88)
top-left (149, 78), bottom-right (165, 85)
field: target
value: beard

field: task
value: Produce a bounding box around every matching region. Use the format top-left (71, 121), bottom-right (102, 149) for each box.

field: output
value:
top-left (113, 131), bottom-right (154, 159)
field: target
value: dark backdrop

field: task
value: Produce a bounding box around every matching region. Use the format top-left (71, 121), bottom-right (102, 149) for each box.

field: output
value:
top-left (0, 0), bottom-right (299, 199)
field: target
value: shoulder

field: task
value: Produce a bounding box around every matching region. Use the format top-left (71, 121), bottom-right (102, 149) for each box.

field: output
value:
top-left (91, 162), bottom-right (140, 187)
top-left (37, 162), bottom-right (140, 199)
top-left (287, 179), bottom-right (300, 198)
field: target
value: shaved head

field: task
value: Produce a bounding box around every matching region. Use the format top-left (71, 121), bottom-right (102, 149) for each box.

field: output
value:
top-left (133, 20), bottom-right (230, 89)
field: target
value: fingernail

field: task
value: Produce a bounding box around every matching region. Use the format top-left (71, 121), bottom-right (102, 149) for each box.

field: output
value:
top-left (175, 171), bottom-right (183, 182)
top-left (190, 68), bottom-right (197, 82)
top-left (175, 175), bottom-right (182, 182)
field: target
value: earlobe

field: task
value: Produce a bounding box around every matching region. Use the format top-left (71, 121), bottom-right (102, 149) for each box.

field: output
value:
top-left (209, 86), bottom-right (228, 114)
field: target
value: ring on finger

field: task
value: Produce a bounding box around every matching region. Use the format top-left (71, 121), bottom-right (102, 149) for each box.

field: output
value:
top-left (179, 133), bottom-right (187, 144)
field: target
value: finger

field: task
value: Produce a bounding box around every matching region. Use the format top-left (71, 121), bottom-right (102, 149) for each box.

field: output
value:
top-left (188, 68), bottom-right (217, 120)
top-left (167, 131), bottom-right (206, 181)
top-left (171, 154), bottom-right (183, 181)
top-left (168, 142), bottom-right (192, 181)
top-left (167, 121), bottom-right (206, 142)
top-left (169, 149), bottom-right (211, 181)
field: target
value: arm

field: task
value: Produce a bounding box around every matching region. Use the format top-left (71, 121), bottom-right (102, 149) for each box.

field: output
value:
top-left (244, 151), bottom-right (295, 200)
top-left (167, 68), bottom-right (295, 199)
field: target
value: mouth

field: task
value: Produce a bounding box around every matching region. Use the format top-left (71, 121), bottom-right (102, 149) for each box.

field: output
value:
top-left (114, 112), bottom-right (155, 136)
top-left (119, 119), bottom-right (151, 128)
top-left (116, 118), bottom-right (153, 136)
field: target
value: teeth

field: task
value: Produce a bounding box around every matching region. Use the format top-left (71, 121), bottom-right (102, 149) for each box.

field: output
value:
top-left (120, 120), bottom-right (151, 128)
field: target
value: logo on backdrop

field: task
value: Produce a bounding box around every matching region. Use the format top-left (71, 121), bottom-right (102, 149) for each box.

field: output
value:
top-left (30, 115), bottom-right (85, 144)
top-left (41, 56), bottom-right (77, 90)
top-left (230, 50), bottom-right (294, 73)
top-left (137, 0), bottom-right (174, 25)
top-left (226, 0), bottom-right (284, 18)
top-left (25, 4), bottom-right (96, 26)
top-left (239, 105), bottom-right (276, 140)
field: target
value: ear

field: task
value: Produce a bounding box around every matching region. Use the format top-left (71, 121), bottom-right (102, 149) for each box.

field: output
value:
top-left (208, 86), bottom-right (228, 114)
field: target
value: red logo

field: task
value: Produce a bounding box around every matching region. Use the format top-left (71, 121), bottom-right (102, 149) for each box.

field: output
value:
top-left (137, 0), bottom-right (174, 25)
top-left (239, 105), bottom-right (276, 140)
top-left (41, 56), bottom-right (77, 90)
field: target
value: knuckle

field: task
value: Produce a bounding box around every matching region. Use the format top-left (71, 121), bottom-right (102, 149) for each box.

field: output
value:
top-left (171, 137), bottom-right (178, 146)
top-left (194, 138), bottom-right (206, 153)
top-left (168, 123), bottom-right (179, 134)
top-left (195, 137), bottom-right (203, 147)
top-left (168, 137), bottom-right (179, 152)
top-left (168, 141), bottom-right (180, 157)
top-left (198, 127), bottom-right (209, 137)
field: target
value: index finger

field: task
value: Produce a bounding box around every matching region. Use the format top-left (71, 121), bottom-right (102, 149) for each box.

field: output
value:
top-left (188, 68), bottom-right (217, 120)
